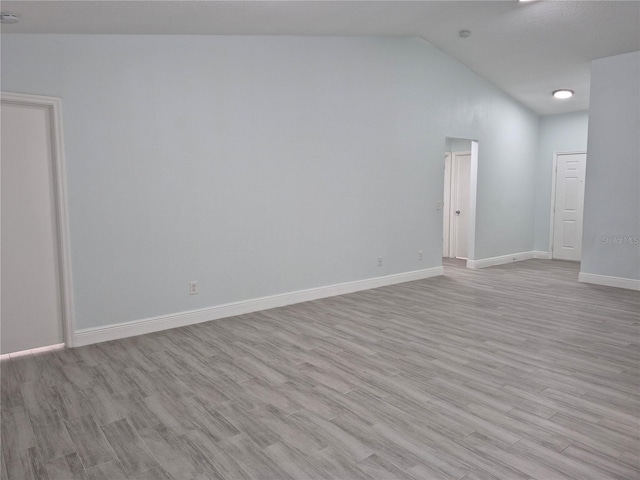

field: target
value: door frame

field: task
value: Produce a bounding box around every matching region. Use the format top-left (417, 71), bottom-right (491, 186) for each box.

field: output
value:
top-left (442, 140), bottom-right (479, 265)
top-left (548, 150), bottom-right (587, 259)
top-left (1, 92), bottom-right (76, 348)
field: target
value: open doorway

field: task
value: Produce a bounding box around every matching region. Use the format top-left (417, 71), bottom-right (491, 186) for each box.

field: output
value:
top-left (443, 138), bottom-right (478, 266)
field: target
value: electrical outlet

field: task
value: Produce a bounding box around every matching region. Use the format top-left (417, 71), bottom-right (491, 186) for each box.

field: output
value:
top-left (418, 250), bottom-right (423, 260)
top-left (189, 281), bottom-right (199, 295)
top-left (378, 257), bottom-right (383, 267)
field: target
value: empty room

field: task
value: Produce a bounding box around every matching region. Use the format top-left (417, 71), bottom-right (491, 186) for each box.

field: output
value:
top-left (1, 1), bottom-right (639, 479)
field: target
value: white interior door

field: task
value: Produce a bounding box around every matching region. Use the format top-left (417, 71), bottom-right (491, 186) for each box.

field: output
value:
top-left (1, 101), bottom-right (64, 354)
top-left (552, 152), bottom-right (587, 261)
top-left (452, 152), bottom-right (471, 259)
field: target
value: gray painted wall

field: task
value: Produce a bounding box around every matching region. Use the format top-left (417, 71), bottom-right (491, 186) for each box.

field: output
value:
top-left (1, 35), bottom-right (538, 330)
top-left (534, 111), bottom-right (589, 252)
top-left (446, 138), bottom-right (472, 153)
top-left (582, 51), bottom-right (640, 281)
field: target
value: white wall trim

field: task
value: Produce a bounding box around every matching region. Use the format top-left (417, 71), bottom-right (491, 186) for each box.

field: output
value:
top-left (468, 141), bottom-right (479, 262)
top-left (1, 92), bottom-right (76, 348)
top-left (466, 251), bottom-right (539, 269)
top-left (0, 343), bottom-right (66, 362)
top-left (533, 250), bottom-right (551, 259)
top-left (578, 272), bottom-right (640, 291)
top-left (74, 266), bottom-right (444, 347)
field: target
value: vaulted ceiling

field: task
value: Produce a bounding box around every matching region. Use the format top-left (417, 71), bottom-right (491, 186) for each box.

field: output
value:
top-left (2, 1), bottom-right (639, 115)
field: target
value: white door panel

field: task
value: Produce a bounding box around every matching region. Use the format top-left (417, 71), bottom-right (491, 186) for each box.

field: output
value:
top-left (552, 153), bottom-right (586, 261)
top-left (453, 152), bottom-right (471, 259)
top-left (1, 102), bottom-right (64, 353)
top-left (443, 153), bottom-right (451, 257)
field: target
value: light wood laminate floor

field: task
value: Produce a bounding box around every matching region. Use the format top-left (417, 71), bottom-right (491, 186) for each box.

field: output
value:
top-left (2, 259), bottom-right (639, 480)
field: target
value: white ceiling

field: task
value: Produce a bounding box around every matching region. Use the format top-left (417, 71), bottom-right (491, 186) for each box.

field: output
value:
top-left (2, 1), bottom-right (639, 115)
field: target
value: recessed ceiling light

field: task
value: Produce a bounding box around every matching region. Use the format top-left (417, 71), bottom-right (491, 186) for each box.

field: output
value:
top-left (0, 13), bottom-right (19, 24)
top-left (553, 89), bottom-right (574, 100)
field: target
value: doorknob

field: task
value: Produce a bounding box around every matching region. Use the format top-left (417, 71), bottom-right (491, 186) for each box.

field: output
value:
top-left (455, 210), bottom-right (461, 215)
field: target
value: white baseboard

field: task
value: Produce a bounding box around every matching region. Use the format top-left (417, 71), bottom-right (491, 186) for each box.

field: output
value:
top-left (466, 251), bottom-right (538, 269)
top-left (0, 343), bottom-right (65, 360)
top-left (74, 266), bottom-right (444, 347)
top-left (578, 272), bottom-right (640, 291)
top-left (533, 251), bottom-right (551, 259)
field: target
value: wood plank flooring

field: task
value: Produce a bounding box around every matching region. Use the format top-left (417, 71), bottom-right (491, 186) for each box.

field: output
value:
top-left (2, 258), bottom-right (639, 479)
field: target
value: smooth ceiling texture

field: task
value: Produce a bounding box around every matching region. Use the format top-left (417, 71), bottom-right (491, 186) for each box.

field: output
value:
top-left (1, 1), bottom-right (639, 115)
